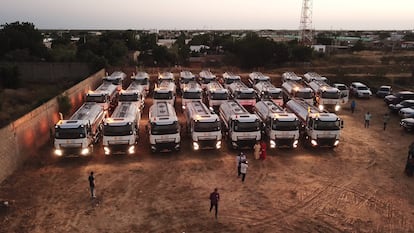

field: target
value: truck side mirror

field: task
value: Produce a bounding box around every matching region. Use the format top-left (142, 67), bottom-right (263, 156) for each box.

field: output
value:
top-left (341, 120), bottom-right (344, 128)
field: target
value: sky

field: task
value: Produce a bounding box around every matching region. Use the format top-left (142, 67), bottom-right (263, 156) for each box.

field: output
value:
top-left (0, 0), bottom-right (413, 30)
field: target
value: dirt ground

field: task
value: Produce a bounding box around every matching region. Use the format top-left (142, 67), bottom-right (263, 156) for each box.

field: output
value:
top-left (1, 85), bottom-right (414, 233)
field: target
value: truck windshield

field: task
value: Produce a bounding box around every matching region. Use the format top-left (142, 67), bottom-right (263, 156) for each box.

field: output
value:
top-left (194, 121), bottom-right (221, 132)
top-left (225, 79), bottom-right (239, 85)
top-left (119, 93), bottom-right (140, 102)
top-left (268, 92), bottom-right (282, 99)
top-left (55, 127), bottom-right (87, 139)
top-left (134, 78), bottom-right (148, 85)
top-left (181, 78), bottom-right (195, 84)
top-left (314, 120), bottom-right (341, 130)
top-left (321, 91), bottom-right (340, 99)
top-left (151, 122), bottom-right (179, 135)
top-left (103, 124), bottom-right (134, 136)
top-left (86, 95), bottom-right (106, 103)
top-left (233, 121), bottom-right (260, 132)
top-left (153, 92), bottom-right (173, 100)
top-left (200, 78), bottom-right (214, 84)
top-left (103, 79), bottom-right (122, 86)
top-left (296, 91), bottom-right (313, 99)
top-left (272, 120), bottom-right (299, 131)
top-left (210, 92), bottom-right (228, 100)
top-left (235, 92), bottom-right (256, 99)
top-left (183, 91), bottom-right (202, 99)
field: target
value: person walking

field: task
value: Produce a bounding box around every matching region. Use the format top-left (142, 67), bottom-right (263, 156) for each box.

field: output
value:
top-left (364, 112), bottom-right (372, 128)
top-left (209, 188), bottom-right (220, 219)
top-left (350, 100), bottom-right (356, 113)
top-left (260, 141), bottom-right (267, 160)
top-left (383, 113), bottom-right (390, 130)
top-left (240, 161), bottom-right (248, 182)
top-left (88, 171), bottom-right (96, 198)
top-left (236, 153), bottom-right (242, 177)
top-left (254, 142), bottom-right (261, 160)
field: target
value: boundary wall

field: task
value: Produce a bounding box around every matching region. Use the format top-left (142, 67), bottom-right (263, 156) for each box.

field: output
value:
top-left (0, 69), bottom-right (105, 183)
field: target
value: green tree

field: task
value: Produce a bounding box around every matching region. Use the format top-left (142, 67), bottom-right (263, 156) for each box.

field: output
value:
top-left (57, 93), bottom-right (72, 118)
top-left (351, 40), bottom-right (365, 51)
top-left (0, 21), bottom-right (48, 61)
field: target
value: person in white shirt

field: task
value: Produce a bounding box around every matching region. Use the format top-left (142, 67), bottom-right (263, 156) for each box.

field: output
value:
top-left (240, 161), bottom-right (248, 182)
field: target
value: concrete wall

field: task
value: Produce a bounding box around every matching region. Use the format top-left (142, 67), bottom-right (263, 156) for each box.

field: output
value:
top-left (0, 69), bottom-right (105, 184)
top-left (0, 62), bottom-right (91, 83)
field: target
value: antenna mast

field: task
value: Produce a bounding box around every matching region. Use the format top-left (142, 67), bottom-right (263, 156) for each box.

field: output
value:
top-left (299, 0), bottom-right (313, 46)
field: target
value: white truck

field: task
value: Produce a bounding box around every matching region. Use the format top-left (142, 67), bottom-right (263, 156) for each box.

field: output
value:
top-left (119, 82), bottom-right (145, 112)
top-left (181, 81), bottom-right (202, 111)
top-left (153, 80), bottom-right (176, 106)
top-left (281, 80), bottom-right (314, 105)
top-left (158, 72), bottom-right (175, 84)
top-left (148, 102), bottom-right (181, 152)
top-left (131, 71), bottom-right (150, 97)
top-left (103, 71), bottom-right (126, 91)
top-left (205, 80), bottom-right (229, 112)
top-left (102, 102), bottom-right (141, 155)
top-left (179, 71), bottom-right (196, 91)
top-left (222, 72), bottom-right (241, 88)
top-left (254, 100), bottom-right (300, 149)
top-left (303, 72), bottom-right (328, 85)
top-left (248, 72), bottom-right (270, 87)
top-left (307, 80), bottom-right (342, 112)
top-left (228, 81), bottom-right (257, 113)
top-left (254, 81), bottom-right (283, 106)
top-left (285, 98), bottom-right (343, 148)
top-left (219, 100), bottom-right (261, 149)
top-left (54, 102), bottom-right (105, 157)
top-left (85, 82), bottom-right (119, 113)
top-left (199, 70), bottom-right (217, 89)
top-left (281, 72), bottom-right (302, 82)
top-left (185, 100), bottom-right (222, 150)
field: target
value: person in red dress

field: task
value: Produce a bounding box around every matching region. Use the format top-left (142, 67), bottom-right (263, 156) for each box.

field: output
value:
top-left (260, 141), bottom-right (267, 160)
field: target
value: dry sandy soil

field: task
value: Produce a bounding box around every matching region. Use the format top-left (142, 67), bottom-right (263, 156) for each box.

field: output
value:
top-left (1, 83), bottom-right (414, 233)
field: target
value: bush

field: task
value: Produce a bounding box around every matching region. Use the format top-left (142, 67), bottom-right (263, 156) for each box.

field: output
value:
top-left (57, 94), bottom-right (72, 118)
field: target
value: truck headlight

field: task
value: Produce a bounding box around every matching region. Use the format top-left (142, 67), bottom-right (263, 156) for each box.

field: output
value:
top-left (216, 141), bottom-right (221, 149)
top-left (104, 146), bottom-right (110, 155)
top-left (334, 140), bottom-right (340, 146)
top-left (311, 140), bottom-right (318, 146)
top-left (128, 145), bottom-right (135, 154)
top-left (335, 105), bottom-right (340, 112)
top-left (318, 105), bottom-right (324, 111)
top-left (270, 140), bottom-right (276, 148)
top-left (54, 149), bottom-right (63, 156)
top-left (293, 140), bottom-right (299, 148)
top-left (182, 105), bottom-right (186, 110)
top-left (193, 142), bottom-right (199, 150)
top-left (81, 148), bottom-right (90, 156)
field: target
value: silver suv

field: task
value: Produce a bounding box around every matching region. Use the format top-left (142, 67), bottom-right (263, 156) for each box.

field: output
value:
top-left (350, 82), bottom-right (372, 98)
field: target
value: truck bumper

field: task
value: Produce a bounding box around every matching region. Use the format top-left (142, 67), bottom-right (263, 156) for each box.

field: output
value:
top-left (151, 142), bottom-right (180, 152)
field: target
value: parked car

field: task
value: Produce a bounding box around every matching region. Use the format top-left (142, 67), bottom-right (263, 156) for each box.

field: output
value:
top-left (384, 91), bottom-right (414, 105)
top-left (400, 118), bottom-right (414, 132)
top-left (389, 100), bottom-right (414, 113)
top-left (376, 85), bottom-right (392, 98)
top-left (349, 82), bottom-right (372, 98)
top-left (399, 107), bottom-right (414, 119)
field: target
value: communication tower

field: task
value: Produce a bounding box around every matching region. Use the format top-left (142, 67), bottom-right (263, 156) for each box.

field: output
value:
top-left (299, 0), bottom-right (313, 46)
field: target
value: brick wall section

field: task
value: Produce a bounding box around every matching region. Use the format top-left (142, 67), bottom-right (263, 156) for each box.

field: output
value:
top-left (0, 69), bottom-right (105, 184)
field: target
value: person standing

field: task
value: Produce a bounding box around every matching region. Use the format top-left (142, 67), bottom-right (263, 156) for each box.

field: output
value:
top-left (350, 100), bottom-right (356, 113)
top-left (209, 188), bottom-right (220, 219)
top-left (240, 161), bottom-right (248, 182)
top-left (240, 152), bottom-right (246, 163)
top-left (88, 171), bottom-right (96, 198)
top-left (254, 142), bottom-right (261, 160)
top-left (364, 112), bottom-right (372, 128)
top-left (260, 141), bottom-right (267, 160)
top-left (383, 113), bottom-right (390, 130)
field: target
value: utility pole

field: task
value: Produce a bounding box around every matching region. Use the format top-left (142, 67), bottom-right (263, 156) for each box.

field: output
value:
top-left (299, 0), bottom-right (313, 46)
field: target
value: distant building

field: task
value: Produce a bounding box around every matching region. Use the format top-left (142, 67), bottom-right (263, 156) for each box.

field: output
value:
top-left (401, 41), bottom-right (414, 49)
top-left (157, 39), bottom-right (176, 48)
top-left (312, 45), bottom-right (326, 53)
top-left (190, 45), bottom-right (210, 53)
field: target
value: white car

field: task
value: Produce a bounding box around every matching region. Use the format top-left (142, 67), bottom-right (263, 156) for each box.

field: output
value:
top-left (350, 82), bottom-right (372, 98)
top-left (399, 107), bottom-right (414, 118)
